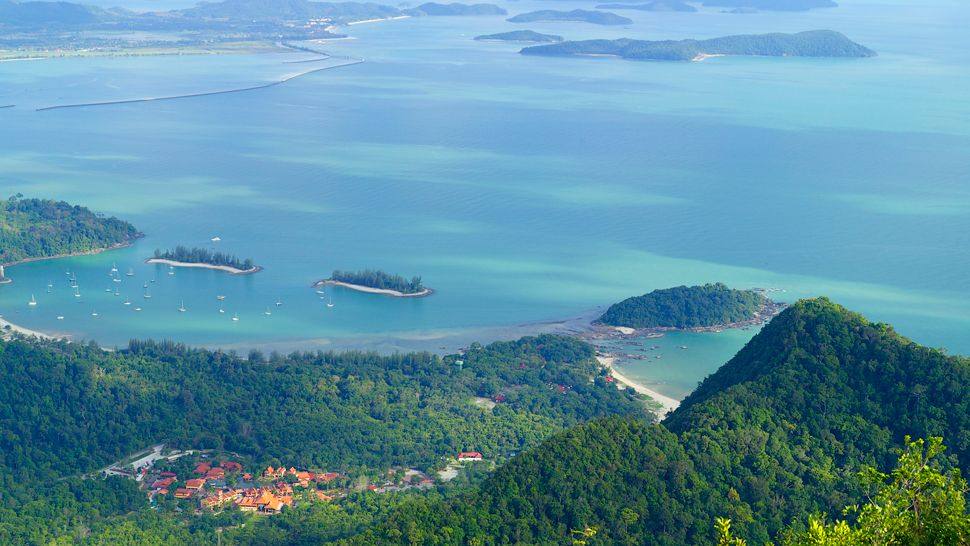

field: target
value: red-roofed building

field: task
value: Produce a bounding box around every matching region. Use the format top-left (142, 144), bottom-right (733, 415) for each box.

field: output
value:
top-left (315, 472), bottom-right (340, 483)
top-left (160, 471), bottom-right (177, 478)
top-left (194, 462), bottom-right (212, 475)
top-left (185, 478), bottom-right (206, 490)
top-left (221, 461), bottom-right (243, 472)
top-left (457, 451), bottom-right (484, 462)
top-left (151, 477), bottom-right (176, 490)
top-left (206, 467), bottom-right (226, 480)
top-left (242, 473), bottom-right (253, 481)
top-left (174, 488), bottom-right (194, 499)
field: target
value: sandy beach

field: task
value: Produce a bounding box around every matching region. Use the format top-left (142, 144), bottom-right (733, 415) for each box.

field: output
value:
top-left (346, 15), bottom-right (411, 26)
top-left (596, 354), bottom-right (680, 417)
top-left (145, 258), bottom-right (261, 275)
top-left (0, 315), bottom-right (66, 341)
top-left (314, 280), bottom-right (434, 298)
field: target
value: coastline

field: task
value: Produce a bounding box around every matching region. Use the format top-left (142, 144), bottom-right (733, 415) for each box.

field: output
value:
top-left (0, 236), bottom-right (143, 281)
top-left (0, 316), bottom-right (67, 341)
top-left (596, 354), bottom-right (680, 417)
top-left (145, 258), bottom-right (262, 275)
top-left (583, 299), bottom-right (786, 341)
top-left (313, 279), bottom-right (434, 298)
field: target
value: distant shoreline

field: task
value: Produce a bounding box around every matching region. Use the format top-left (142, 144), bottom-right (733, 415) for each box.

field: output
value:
top-left (145, 258), bottom-right (262, 275)
top-left (0, 316), bottom-right (68, 342)
top-left (313, 279), bottom-right (434, 298)
top-left (0, 235), bottom-right (143, 283)
top-left (585, 299), bottom-right (786, 340)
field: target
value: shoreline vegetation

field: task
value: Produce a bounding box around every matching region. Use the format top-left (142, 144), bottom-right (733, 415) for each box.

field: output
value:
top-left (0, 196), bottom-right (142, 283)
top-left (148, 247), bottom-right (261, 275)
top-left (314, 269), bottom-right (432, 297)
top-left (0, 316), bottom-right (66, 341)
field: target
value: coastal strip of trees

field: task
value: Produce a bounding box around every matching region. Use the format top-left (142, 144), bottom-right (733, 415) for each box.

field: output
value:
top-left (329, 269), bottom-right (425, 294)
top-left (152, 246), bottom-right (255, 271)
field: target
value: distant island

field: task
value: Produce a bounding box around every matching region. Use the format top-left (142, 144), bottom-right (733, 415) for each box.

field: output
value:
top-left (146, 246), bottom-right (261, 275)
top-left (0, 195), bottom-right (140, 283)
top-left (595, 283), bottom-right (783, 330)
top-left (404, 3), bottom-right (507, 16)
top-left (314, 269), bottom-right (432, 297)
top-left (521, 30), bottom-right (876, 61)
top-left (475, 30), bottom-right (564, 43)
top-left (595, 0), bottom-right (697, 12)
top-left (508, 9), bottom-right (632, 26)
top-left (703, 0), bottom-right (837, 11)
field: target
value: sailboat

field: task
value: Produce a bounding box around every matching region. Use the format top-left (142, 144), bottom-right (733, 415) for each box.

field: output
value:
top-left (178, 299), bottom-right (187, 313)
top-left (56, 315), bottom-right (64, 321)
top-left (264, 308), bottom-right (272, 316)
top-left (216, 295), bottom-right (226, 301)
top-left (143, 282), bottom-right (148, 289)
top-left (110, 262), bottom-right (118, 273)
top-left (326, 293), bottom-right (334, 308)
top-left (275, 298), bottom-right (283, 307)
top-left (218, 305), bottom-right (225, 314)
top-left (231, 313), bottom-right (239, 322)
top-left (114, 287), bottom-right (120, 296)
top-left (123, 296), bottom-right (131, 306)
top-left (91, 310), bottom-right (99, 317)
top-left (167, 266), bottom-right (175, 276)
top-left (126, 268), bottom-right (135, 277)
top-left (112, 274), bottom-right (121, 283)
top-left (47, 281), bottom-right (53, 289)
top-left (28, 294), bottom-right (37, 307)
top-left (74, 286), bottom-right (81, 298)
top-left (143, 287), bottom-right (152, 299)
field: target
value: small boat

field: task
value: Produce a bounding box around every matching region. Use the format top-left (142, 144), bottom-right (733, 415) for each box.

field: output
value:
top-left (178, 299), bottom-right (187, 313)
top-left (110, 263), bottom-right (118, 273)
top-left (28, 294), bottom-right (37, 307)
top-left (218, 306), bottom-right (225, 314)
top-left (123, 297), bottom-right (131, 306)
top-left (113, 276), bottom-right (121, 283)
top-left (143, 282), bottom-right (148, 289)
top-left (74, 286), bottom-right (81, 298)
top-left (47, 281), bottom-right (53, 289)
top-left (91, 310), bottom-right (99, 317)
top-left (105, 287), bottom-right (112, 293)
top-left (167, 266), bottom-right (175, 276)
top-left (143, 287), bottom-right (152, 299)
top-left (56, 315), bottom-right (64, 321)
top-left (264, 308), bottom-right (272, 316)
top-left (315, 290), bottom-right (326, 295)
top-left (114, 287), bottom-right (120, 296)
top-left (211, 236), bottom-right (222, 243)
top-left (276, 299), bottom-right (283, 307)
top-left (134, 307), bottom-right (142, 312)
top-left (126, 268), bottom-right (134, 277)
top-left (678, 345), bottom-right (688, 350)
top-left (150, 277), bottom-right (156, 283)
top-left (231, 313), bottom-right (239, 322)
top-left (216, 295), bottom-right (226, 301)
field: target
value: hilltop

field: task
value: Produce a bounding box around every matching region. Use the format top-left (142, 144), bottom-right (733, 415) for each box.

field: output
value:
top-left (596, 283), bottom-right (773, 329)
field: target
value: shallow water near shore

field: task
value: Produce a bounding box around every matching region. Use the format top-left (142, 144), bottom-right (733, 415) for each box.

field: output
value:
top-left (1, 0), bottom-right (969, 400)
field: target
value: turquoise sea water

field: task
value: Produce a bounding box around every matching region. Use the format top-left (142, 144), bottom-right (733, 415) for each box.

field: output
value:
top-left (1, 0), bottom-right (969, 399)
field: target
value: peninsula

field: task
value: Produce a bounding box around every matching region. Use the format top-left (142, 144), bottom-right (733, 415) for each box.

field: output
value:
top-left (0, 195), bottom-right (141, 282)
top-left (521, 30), bottom-right (876, 61)
top-left (314, 269), bottom-right (433, 297)
top-left (474, 30), bottom-right (564, 43)
top-left (507, 9), bottom-right (633, 26)
top-left (595, 0), bottom-right (698, 12)
top-left (146, 246), bottom-right (261, 275)
top-left (594, 283), bottom-right (783, 331)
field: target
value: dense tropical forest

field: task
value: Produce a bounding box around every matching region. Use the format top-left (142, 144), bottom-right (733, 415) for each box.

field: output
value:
top-left (327, 269), bottom-right (426, 294)
top-left (0, 334), bottom-right (645, 544)
top-left (0, 299), bottom-right (967, 544)
top-left (0, 195), bottom-right (139, 265)
top-left (334, 299), bottom-right (970, 544)
top-left (507, 9), bottom-right (633, 25)
top-left (151, 246), bottom-right (256, 271)
top-left (597, 282), bottom-right (769, 329)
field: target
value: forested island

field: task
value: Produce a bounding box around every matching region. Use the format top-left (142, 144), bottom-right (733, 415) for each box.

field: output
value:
top-left (315, 269), bottom-right (433, 297)
top-left (507, 9), bottom-right (633, 25)
top-left (0, 195), bottom-right (140, 280)
top-left (147, 246), bottom-right (260, 274)
top-left (596, 283), bottom-right (777, 330)
top-left (404, 2), bottom-right (507, 16)
top-left (595, 0), bottom-right (698, 12)
top-left (474, 30), bottom-right (564, 43)
top-left (521, 30), bottom-right (876, 61)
